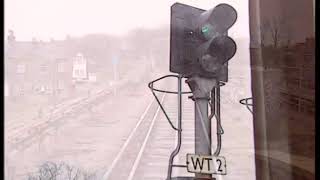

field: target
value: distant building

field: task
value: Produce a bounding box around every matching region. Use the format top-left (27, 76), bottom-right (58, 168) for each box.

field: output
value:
top-left (261, 37), bottom-right (315, 115)
top-left (278, 38), bottom-right (315, 114)
top-left (5, 41), bottom-right (74, 98)
top-left (5, 80), bottom-right (9, 97)
top-left (88, 73), bottom-right (97, 82)
top-left (7, 30), bottom-right (16, 43)
top-left (72, 53), bottom-right (88, 82)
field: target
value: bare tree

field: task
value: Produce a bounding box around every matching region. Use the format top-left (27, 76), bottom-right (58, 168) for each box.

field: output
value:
top-left (27, 161), bottom-right (97, 180)
top-left (261, 10), bottom-right (292, 48)
top-left (260, 20), bottom-right (269, 47)
top-left (281, 12), bottom-right (293, 47)
top-left (268, 17), bottom-right (284, 48)
top-left (62, 163), bottom-right (81, 180)
top-left (82, 170), bottom-right (97, 180)
top-left (39, 161), bottom-right (62, 179)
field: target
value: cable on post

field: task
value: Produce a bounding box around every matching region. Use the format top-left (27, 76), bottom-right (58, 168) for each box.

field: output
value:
top-left (208, 82), bottom-right (225, 157)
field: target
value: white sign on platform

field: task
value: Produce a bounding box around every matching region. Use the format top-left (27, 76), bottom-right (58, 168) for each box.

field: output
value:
top-left (88, 73), bottom-right (97, 82)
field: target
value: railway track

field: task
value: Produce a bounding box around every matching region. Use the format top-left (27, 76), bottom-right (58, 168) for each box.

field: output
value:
top-left (99, 76), bottom-right (256, 180)
top-left (130, 93), bottom-right (195, 180)
top-left (6, 89), bottom-right (111, 152)
top-left (100, 81), bottom-right (196, 180)
top-left (5, 74), bottom-right (257, 180)
top-left (6, 96), bottom-right (86, 140)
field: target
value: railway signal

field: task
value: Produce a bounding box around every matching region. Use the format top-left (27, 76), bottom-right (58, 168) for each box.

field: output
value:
top-left (169, 2), bottom-right (237, 180)
top-left (170, 3), bottom-right (237, 80)
top-left (149, 2), bottom-right (237, 180)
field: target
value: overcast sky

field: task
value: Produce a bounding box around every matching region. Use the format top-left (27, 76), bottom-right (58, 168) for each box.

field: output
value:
top-left (5, 0), bottom-right (249, 41)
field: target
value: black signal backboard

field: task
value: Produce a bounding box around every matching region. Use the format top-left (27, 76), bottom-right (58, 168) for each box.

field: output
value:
top-left (170, 2), bottom-right (228, 81)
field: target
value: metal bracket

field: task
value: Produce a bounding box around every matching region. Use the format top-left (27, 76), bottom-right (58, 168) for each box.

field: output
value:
top-left (148, 74), bottom-right (227, 180)
top-left (148, 74), bottom-right (192, 131)
top-left (239, 97), bottom-right (253, 114)
top-left (148, 74), bottom-right (192, 180)
top-left (186, 76), bottom-right (218, 99)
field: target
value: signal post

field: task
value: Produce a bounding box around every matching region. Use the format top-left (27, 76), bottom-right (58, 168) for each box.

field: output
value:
top-left (187, 77), bottom-right (217, 179)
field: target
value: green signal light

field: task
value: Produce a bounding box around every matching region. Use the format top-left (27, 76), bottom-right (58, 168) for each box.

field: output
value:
top-left (201, 26), bottom-right (210, 34)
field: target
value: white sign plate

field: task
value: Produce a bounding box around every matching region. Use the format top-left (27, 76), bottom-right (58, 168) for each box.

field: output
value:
top-left (186, 154), bottom-right (227, 175)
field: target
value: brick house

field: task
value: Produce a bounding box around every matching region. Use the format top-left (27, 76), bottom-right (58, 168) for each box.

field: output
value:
top-left (5, 40), bottom-right (74, 100)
